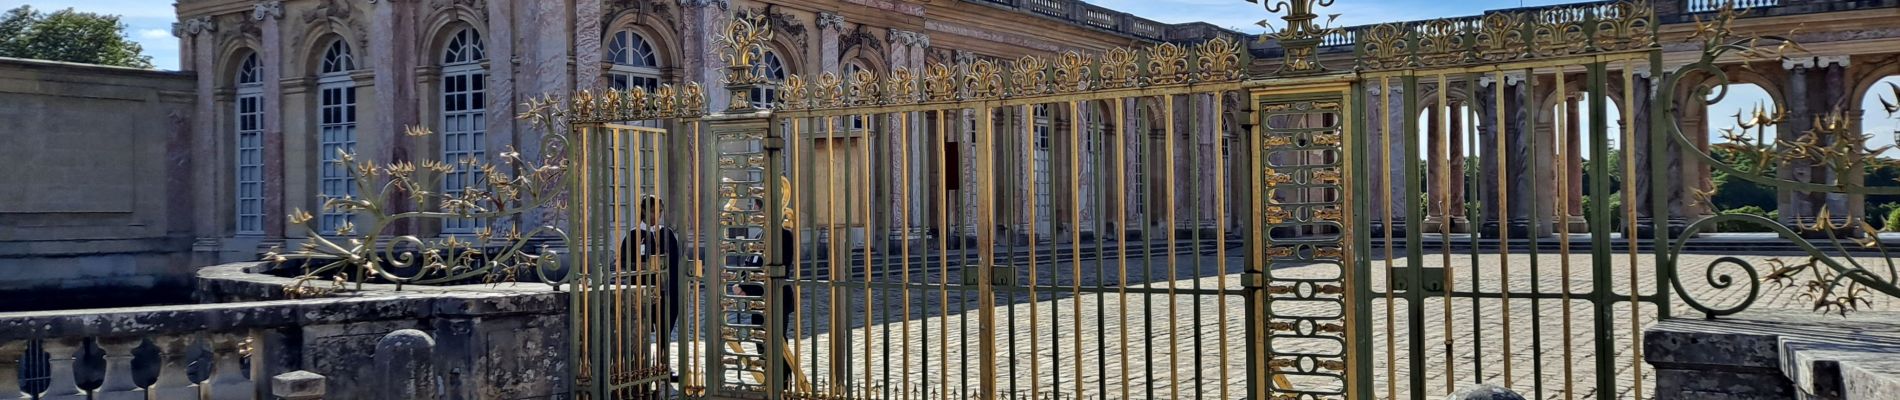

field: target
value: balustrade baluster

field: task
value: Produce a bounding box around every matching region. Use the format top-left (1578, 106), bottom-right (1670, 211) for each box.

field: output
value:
top-left (204, 332), bottom-right (251, 400)
top-left (0, 340), bottom-right (28, 399)
top-left (93, 336), bottom-right (144, 400)
top-left (150, 334), bottom-right (202, 400)
top-left (39, 338), bottom-right (85, 400)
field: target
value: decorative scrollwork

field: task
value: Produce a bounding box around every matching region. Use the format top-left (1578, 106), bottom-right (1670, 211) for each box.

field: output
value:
top-left (847, 67), bottom-right (881, 107)
top-left (886, 67), bottom-right (917, 105)
top-left (550, 85), bottom-right (709, 124)
top-left (1147, 43), bottom-right (1190, 85)
top-left (266, 119), bottom-right (572, 294)
top-left (1052, 51), bottom-right (1091, 93)
top-left (1195, 36), bottom-right (1245, 82)
top-left (924, 62), bottom-right (959, 102)
top-left (1009, 55), bottom-right (1049, 97)
top-left (1097, 47), bottom-right (1138, 89)
top-left (1659, 2), bottom-right (1900, 317)
top-left (965, 59), bottom-right (1005, 99)
top-left (717, 10), bottom-right (774, 86)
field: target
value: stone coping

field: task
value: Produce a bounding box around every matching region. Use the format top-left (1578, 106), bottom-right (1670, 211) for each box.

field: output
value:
top-left (195, 262), bottom-right (563, 302)
top-left (0, 262), bottom-right (566, 342)
top-left (1644, 311), bottom-right (1900, 399)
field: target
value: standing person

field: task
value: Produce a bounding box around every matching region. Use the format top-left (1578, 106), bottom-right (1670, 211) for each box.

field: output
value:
top-left (729, 177), bottom-right (801, 391)
top-left (620, 195), bottom-right (684, 396)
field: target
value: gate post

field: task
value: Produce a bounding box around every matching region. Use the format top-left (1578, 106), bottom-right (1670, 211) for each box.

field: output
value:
top-left (705, 9), bottom-right (786, 399)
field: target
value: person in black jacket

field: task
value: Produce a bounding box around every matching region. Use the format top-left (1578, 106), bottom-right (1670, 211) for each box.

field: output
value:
top-left (729, 177), bottom-right (801, 390)
top-left (620, 195), bottom-right (684, 391)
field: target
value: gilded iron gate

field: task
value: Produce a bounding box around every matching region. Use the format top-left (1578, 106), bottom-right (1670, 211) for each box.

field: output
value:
top-left (551, 2), bottom-right (1900, 399)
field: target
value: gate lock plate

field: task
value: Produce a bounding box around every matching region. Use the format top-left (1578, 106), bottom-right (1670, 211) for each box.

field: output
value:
top-left (961, 265), bottom-right (1019, 287)
top-left (1389, 267), bottom-right (1448, 295)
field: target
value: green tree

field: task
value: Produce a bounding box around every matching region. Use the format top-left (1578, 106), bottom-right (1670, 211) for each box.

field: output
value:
top-left (0, 6), bottom-right (153, 68)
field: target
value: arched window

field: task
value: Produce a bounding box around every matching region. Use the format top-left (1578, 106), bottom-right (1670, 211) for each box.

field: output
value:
top-left (440, 27), bottom-right (487, 233)
top-left (607, 30), bottom-right (660, 91)
top-left (317, 39), bottom-right (358, 234)
top-left (846, 62), bottom-right (870, 131)
top-left (235, 52), bottom-right (265, 235)
top-left (751, 50), bottom-right (785, 109)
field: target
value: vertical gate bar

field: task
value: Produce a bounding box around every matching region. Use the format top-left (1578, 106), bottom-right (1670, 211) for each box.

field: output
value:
top-left (1026, 103), bottom-right (1043, 400)
top-left (1145, 97), bottom-right (1158, 400)
top-left (979, 104), bottom-right (1000, 400)
top-left (862, 111), bottom-right (876, 400)
top-left (768, 114), bottom-right (789, 400)
top-left (1588, 60), bottom-right (1616, 400)
top-left (1187, 90), bottom-right (1205, 400)
top-left (1007, 106), bottom-right (1021, 399)
top-left (1216, 90), bottom-right (1232, 400)
top-left (1555, 69), bottom-right (1574, 400)
top-left (1348, 81), bottom-right (1373, 400)
top-left (625, 128), bottom-right (639, 390)
top-left (828, 115), bottom-right (846, 396)
top-left (1163, 93), bottom-right (1180, 400)
top-left (1094, 100), bottom-right (1110, 400)
top-left (962, 108), bottom-right (973, 399)
top-left (1245, 90), bottom-right (1261, 400)
top-left (1492, 69), bottom-right (1514, 390)
top-left (691, 120), bottom-right (704, 396)
top-left (936, 109), bottom-right (950, 400)
top-left (570, 124), bottom-right (589, 398)
top-left (1620, 60), bottom-right (1643, 400)
top-left (1402, 74), bottom-right (1426, 400)
top-left (1070, 99), bottom-right (1087, 400)
top-left (1114, 96), bottom-right (1132, 400)
top-left (1381, 76), bottom-right (1398, 400)
top-left (1437, 72), bottom-right (1455, 395)
top-left (790, 118), bottom-right (805, 396)
top-left (1463, 73), bottom-right (1485, 387)
top-left (805, 116), bottom-right (821, 395)
top-left (1524, 65), bottom-right (1546, 400)
top-left (1645, 44), bottom-right (1673, 322)
top-left (902, 110), bottom-right (914, 400)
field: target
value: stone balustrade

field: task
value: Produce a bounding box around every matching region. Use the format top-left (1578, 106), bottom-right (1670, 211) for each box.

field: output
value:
top-left (0, 262), bottom-right (571, 400)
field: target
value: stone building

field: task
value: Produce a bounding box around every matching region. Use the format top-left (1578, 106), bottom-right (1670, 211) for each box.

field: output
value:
top-left (167, 0), bottom-right (1240, 266)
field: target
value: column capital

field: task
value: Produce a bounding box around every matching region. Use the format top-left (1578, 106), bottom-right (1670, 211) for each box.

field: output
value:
top-left (174, 16), bottom-right (217, 38)
top-left (252, 0), bottom-right (285, 21)
top-left (816, 12), bottom-right (846, 31)
top-left (1478, 72), bottom-right (1526, 87)
top-left (681, 0), bottom-right (728, 10)
top-left (1778, 55), bottom-right (1854, 70)
top-left (889, 30), bottom-right (931, 48)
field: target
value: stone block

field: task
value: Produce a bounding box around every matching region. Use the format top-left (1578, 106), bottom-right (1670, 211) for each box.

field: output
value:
top-left (271, 370), bottom-right (326, 400)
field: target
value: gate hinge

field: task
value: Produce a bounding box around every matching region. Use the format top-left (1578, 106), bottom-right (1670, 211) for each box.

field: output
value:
top-left (1240, 272), bottom-right (1267, 288)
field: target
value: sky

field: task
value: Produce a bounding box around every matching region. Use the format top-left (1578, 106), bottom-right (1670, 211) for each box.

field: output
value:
top-left (5, 0), bottom-right (1896, 153)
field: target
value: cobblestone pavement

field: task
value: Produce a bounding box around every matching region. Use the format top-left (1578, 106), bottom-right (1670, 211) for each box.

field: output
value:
top-left (672, 250), bottom-right (1897, 400)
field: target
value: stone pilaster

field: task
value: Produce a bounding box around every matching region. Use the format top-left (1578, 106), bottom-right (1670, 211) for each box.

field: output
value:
top-left (1516, 77), bottom-right (1552, 238)
top-left (682, 0), bottom-right (729, 114)
top-left (1632, 70), bottom-right (1689, 237)
top-left (255, 1), bottom-right (287, 244)
top-left (370, 0), bottom-right (420, 234)
top-left (574, 0), bottom-right (603, 92)
top-left (1821, 56), bottom-right (1854, 225)
top-left (1780, 57), bottom-right (1813, 226)
top-left (181, 15), bottom-right (220, 264)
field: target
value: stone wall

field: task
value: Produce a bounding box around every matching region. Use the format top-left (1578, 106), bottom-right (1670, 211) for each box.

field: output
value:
top-left (1, 262), bottom-right (571, 399)
top-left (1644, 311), bottom-right (1900, 400)
top-left (0, 58), bottom-right (197, 310)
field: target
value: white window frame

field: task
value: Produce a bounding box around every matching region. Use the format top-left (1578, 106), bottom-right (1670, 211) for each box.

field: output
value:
top-left (846, 62), bottom-right (869, 131)
top-left (317, 40), bottom-right (358, 234)
top-left (1032, 105), bottom-right (1053, 234)
top-left (606, 30), bottom-right (662, 92)
top-left (441, 28), bottom-right (487, 234)
top-left (235, 53), bottom-right (265, 235)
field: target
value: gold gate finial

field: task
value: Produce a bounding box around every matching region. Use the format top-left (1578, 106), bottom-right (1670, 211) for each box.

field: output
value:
top-left (1250, 0), bottom-right (1342, 75)
top-left (717, 10), bottom-right (774, 112)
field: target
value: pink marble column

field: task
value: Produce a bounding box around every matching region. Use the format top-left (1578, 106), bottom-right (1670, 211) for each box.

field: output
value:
top-left (255, 1), bottom-right (286, 242)
top-left (887, 30), bottom-right (911, 240)
top-left (681, 0), bottom-right (728, 114)
top-left (1566, 97), bottom-right (1585, 232)
top-left (1448, 101), bottom-right (1467, 232)
top-left (1425, 103), bottom-right (1446, 231)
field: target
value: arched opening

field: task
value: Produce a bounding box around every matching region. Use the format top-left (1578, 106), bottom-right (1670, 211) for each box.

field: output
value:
top-left (751, 49), bottom-right (786, 109)
top-left (316, 38), bottom-right (359, 234)
top-left (234, 51), bottom-right (265, 236)
top-left (606, 29), bottom-right (661, 91)
top-left (438, 26), bottom-right (487, 234)
top-left (1702, 82), bottom-right (1780, 229)
top-left (1858, 76), bottom-right (1900, 228)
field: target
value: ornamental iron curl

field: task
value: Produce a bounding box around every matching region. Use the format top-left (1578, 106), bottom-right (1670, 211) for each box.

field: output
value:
top-left (1659, 2), bottom-right (1900, 317)
top-left (266, 112), bottom-right (575, 295)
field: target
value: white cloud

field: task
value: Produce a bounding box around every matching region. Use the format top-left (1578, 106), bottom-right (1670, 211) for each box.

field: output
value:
top-left (136, 28), bottom-right (170, 40)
